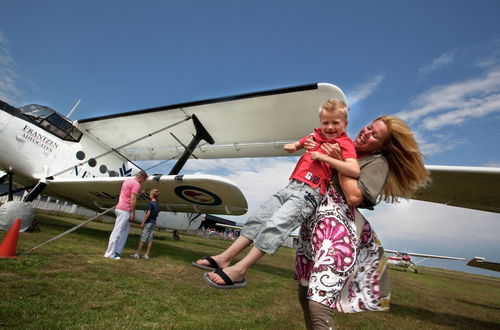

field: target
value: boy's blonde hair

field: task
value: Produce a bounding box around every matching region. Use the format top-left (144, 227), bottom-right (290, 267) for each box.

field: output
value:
top-left (150, 188), bottom-right (160, 199)
top-left (319, 98), bottom-right (349, 120)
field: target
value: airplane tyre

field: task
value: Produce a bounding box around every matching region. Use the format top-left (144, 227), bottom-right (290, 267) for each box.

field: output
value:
top-left (0, 201), bottom-right (35, 232)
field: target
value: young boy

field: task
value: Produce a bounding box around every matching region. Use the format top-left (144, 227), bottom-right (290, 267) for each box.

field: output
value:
top-left (130, 188), bottom-right (160, 259)
top-left (194, 98), bottom-right (359, 289)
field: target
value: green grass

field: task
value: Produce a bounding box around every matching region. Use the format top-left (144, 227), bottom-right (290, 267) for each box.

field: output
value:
top-left (1, 214), bottom-right (500, 329)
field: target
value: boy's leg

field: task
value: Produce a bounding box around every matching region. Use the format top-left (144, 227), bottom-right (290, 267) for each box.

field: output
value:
top-left (206, 246), bottom-right (264, 284)
top-left (136, 241), bottom-right (144, 253)
top-left (196, 187), bottom-right (288, 269)
top-left (252, 184), bottom-right (319, 255)
top-left (194, 235), bottom-right (252, 269)
top-left (145, 242), bottom-right (153, 256)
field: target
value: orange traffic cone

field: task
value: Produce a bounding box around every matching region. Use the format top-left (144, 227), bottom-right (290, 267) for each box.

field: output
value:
top-left (0, 218), bottom-right (21, 258)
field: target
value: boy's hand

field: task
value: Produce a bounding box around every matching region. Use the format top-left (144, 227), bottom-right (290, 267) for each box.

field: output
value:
top-left (130, 213), bottom-right (136, 222)
top-left (310, 151), bottom-right (324, 161)
top-left (304, 137), bottom-right (317, 151)
top-left (284, 143), bottom-right (297, 153)
top-left (140, 222), bottom-right (145, 228)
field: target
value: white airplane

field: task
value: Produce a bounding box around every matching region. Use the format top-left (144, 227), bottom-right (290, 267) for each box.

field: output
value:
top-left (385, 249), bottom-right (466, 273)
top-left (0, 82), bottom-right (499, 244)
top-left (0, 83), bottom-right (347, 235)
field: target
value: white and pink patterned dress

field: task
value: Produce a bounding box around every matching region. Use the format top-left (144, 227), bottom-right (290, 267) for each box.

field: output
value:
top-left (295, 186), bottom-right (390, 313)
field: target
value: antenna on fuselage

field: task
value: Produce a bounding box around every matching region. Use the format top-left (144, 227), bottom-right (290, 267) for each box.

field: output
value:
top-left (67, 99), bottom-right (81, 119)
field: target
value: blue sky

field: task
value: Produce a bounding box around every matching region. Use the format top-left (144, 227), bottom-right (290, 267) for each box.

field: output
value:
top-left (1, 1), bottom-right (500, 277)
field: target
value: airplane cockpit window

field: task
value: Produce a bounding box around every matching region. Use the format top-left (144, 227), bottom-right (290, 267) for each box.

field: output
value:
top-left (18, 104), bottom-right (82, 142)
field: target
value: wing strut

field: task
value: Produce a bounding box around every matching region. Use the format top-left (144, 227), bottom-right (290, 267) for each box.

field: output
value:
top-left (168, 114), bottom-right (214, 175)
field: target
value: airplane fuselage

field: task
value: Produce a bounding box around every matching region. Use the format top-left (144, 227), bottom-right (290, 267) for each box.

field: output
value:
top-left (0, 100), bottom-right (132, 185)
top-left (0, 100), bottom-right (204, 231)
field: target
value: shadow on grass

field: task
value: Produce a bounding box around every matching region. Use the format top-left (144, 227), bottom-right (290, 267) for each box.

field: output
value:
top-left (34, 214), bottom-right (295, 280)
top-left (456, 299), bottom-right (500, 311)
top-left (150, 239), bottom-right (295, 279)
top-left (391, 303), bottom-right (500, 329)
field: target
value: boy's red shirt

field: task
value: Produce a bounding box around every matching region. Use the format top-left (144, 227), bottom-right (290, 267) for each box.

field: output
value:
top-left (289, 129), bottom-right (357, 195)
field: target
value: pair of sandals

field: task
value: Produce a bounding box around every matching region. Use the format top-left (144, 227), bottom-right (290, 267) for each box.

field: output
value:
top-left (192, 256), bottom-right (247, 289)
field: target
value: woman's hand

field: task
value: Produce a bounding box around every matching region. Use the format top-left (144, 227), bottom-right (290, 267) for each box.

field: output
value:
top-left (304, 137), bottom-right (317, 151)
top-left (321, 142), bottom-right (342, 159)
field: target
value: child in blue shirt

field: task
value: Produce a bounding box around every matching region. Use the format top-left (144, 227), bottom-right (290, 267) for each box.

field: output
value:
top-left (131, 188), bottom-right (160, 259)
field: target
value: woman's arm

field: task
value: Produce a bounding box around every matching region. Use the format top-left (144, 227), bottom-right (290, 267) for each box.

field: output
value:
top-left (310, 152), bottom-right (360, 178)
top-left (338, 173), bottom-right (364, 207)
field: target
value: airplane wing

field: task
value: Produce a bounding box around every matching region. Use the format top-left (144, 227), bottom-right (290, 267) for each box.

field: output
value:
top-left (76, 83), bottom-right (346, 160)
top-left (43, 174), bottom-right (247, 215)
top-left (467, 257), bottom-right (500, 272)
top-left (414, 165), bottom-right (500, 214)
top-left (385, 249), bottom-right (465, 261)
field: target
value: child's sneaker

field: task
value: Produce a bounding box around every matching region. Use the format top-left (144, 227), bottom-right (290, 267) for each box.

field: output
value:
top-left (130, 253), bottom-right (140, 259)
top-left (142, 254), bottom-right (150, 259)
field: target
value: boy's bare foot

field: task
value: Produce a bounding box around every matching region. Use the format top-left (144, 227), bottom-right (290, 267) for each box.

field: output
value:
top-left (193, 255), bottom-right (230, 270)
top-left (207, 265), bottom-right (245, 285)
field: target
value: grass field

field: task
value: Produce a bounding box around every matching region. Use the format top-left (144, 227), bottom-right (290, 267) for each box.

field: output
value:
top-left (1, 213), bottom-right (500, 329)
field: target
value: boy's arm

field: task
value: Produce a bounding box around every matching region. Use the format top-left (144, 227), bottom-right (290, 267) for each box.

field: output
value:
top-left (284, 140), bottom-right (304, 153)
top-left (310, 152), bottom-right (360, 178)
top-left (141, 210), bottom-right (151, 227)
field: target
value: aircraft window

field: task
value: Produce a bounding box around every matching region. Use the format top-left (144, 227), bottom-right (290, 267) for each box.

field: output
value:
top-left (46, 113), bottom-right (73, 132)
top-left (18, 104), bottom-right (54, 121)
top-left (18, 104), bottom-right (83, 142)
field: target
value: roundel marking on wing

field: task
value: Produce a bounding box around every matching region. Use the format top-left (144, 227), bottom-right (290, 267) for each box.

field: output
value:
top-left (174, 186), bottom-right (222, 206)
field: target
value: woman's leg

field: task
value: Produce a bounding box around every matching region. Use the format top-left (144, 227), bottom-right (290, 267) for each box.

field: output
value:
top-left (298, 285), bottom-right (313, 330)
top-left (308, 301), bottom-right (335, 330)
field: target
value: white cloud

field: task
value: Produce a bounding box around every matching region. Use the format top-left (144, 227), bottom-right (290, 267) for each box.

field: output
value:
top-left (0, 30), bottom-right (22, 105)
top-left (347, 74), bottom-right (384, 106)
top-left (365, 200), bottom-right (500, 256)
top-left (419, 50), bottom-right (456, 76)
top-left (482, 160), bottom-right (500, 167)
top-left (396, 67), bottom-right (500, 130)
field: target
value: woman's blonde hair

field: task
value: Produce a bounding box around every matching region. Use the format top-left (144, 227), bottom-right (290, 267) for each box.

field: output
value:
top-left (376, 115), bottom-right (430, 203)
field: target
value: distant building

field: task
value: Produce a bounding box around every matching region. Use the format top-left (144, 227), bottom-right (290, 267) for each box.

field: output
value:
top-left (201, 214), bottom-right (236, 232)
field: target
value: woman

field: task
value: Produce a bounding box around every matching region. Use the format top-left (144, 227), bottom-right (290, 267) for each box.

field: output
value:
top-left (296, 116), bottom-right (429, 329)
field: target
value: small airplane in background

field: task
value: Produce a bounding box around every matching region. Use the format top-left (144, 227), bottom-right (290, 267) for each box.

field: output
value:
top-left (385, 249), bottom-right (466, 273)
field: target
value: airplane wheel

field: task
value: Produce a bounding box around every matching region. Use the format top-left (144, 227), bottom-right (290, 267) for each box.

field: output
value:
top-left (173, 231), bottom-right (180, 241)
top-left (414, 269), bottom-right (418, 274)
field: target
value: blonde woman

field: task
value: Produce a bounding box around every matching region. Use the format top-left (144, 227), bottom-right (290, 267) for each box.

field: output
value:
top-left (296, 116), bottom-right (429, 329)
